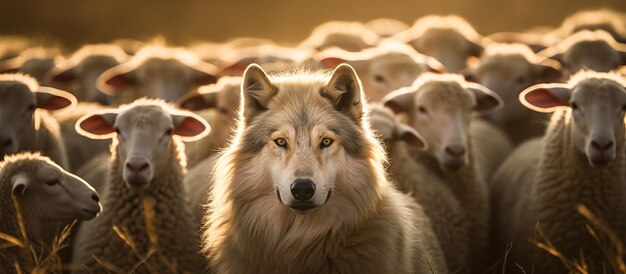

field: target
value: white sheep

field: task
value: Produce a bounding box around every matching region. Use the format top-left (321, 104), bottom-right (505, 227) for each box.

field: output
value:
top-left (177, 76), bottom-right (241, 167)
top-left (491, 71), bottom-right (626, 273)
top-left (298, 21), bottom-right (381, 52)
top-left (465, 43), bottom-right (563, 144)
top-left (539, 30), bottom-right (626, 75)
top-left (382, 73), bottom-right (505, 273)
top-left (365, 18), bottom-right (410, 38)
top-left (315, 41), bottom-right (445, 102)
top-left (0, 47), bottom-right (63, 83)
top-left (0, 152), bottom-right (100, 271)
top-left (555, 9), bottom-right (626, 43)
top-left (71, 99), bottom-right (209, 273)
top-left (45, 44), bottom-right (128, 105)
top-left (0, 73), bottom-right (76, 169)
top-left (391, 15), bottom-right (483, 72)
top-left (96, 45), bottom-right (218, 103)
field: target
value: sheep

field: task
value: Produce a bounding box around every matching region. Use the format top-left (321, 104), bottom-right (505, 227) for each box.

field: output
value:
top-left (0, 73), bottom-right (76, 168)
top-left (298, 21), bottom-right (381, 52)
top-left (0, 35), bottom-right (33, 61)
top-left (0, 47), bottom-right (63, 83)
top-left (484, 26), bottom-right (558, 53)
top-left (382, 73), bottom-right (504, 273)
top-left (539, 30), bottom-right (626, 75)
top-left (315, 41), bottom-right (445, 102)
top-left (491, 71), bottom-right (626, 273)
top-left (554, 9), bottom-right (626, 43)
top-left (216, 44), bottom-right (314, 77)
top-left (45, 44), bottom-right (128, 105)
top-left (391, 15), bottom-right (483, 72)
top-left (96, 45), bottom-right (218, 103)
top-left (365, 18), bottom-right (410, 38)
top-left (177, 76), bottom-right (241, 167)
top-left (72, 99), bottom-right (210, 273)
top-left (52, 102), bottom-right (111, 172)
top-left (0, 152), bottom-right (100, 271)
top-left (464, 43), bottom-right (562, 144)
top-left (202, 64), bottom-right (448, 273)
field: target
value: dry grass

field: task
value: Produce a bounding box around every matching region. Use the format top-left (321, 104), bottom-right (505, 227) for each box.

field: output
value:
top-left (0, 194), bottom-right (75, 273)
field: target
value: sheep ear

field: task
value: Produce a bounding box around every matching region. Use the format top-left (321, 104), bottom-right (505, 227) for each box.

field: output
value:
top-left (0, 57), bottom-right (22, 73)
top-left (46, 65), bottom-right (77, 85)
top-left (191, 62), bottom-right (218, 86)
top-left (172, 113), bottom-right (211, 142)
top-left (35, 86), bottom-right (77, 111)
top-left (535, 59), bottom-right (562, 82)
top-left (321, 64), bottom-right (365, 123)
top-left (467, 39), bottom-right (484, 57)
top-left (177, 86), bottom-right (219, 111)
top-left (218, 61), bottom-right (251, 77)
top-left (11, 174), bottom-right (29, 196)
top-left (241, 64), bottom-right (277, 120)
top-left (320, 57), bottom-right (348, 69)
top-left (520, 83), bottom-right (571, 113)
top-left (395, 123), bottom-right (427, 150)
top-left (382, 87), bottom-right (415, 114)
top-left (97, 64), bottom-right (136, 95)
top-left (426, 57), bottom-right (446, 74)
top-left (76, 111), bottom-right (118, 139)
top-left (466, 83), bottom-right (503, 115)
top-left (615, 43), bottom-right (626, 65)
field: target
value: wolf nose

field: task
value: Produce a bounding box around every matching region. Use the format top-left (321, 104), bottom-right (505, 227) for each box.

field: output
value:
top-left (291, 179), bottom-right (316, 201)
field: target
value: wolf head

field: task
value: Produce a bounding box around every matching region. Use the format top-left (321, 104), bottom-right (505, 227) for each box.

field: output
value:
top-left (226, 63), bottom-right (384, 215)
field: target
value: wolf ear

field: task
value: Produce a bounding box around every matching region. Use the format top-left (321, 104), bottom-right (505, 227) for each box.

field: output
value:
top-left (519, 83), bottom-right (571, 113)
top-left (321, 64), bottom-right (365, 123)
top-left (241, 64), bottom-right (277, 120)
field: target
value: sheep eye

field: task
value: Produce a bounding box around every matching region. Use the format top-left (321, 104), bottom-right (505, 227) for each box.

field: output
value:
top-left (622, 105), bottom-right (626, 112)
top-left (218, 107), bottom-right (229, 115)
top-left (374, 74), bottom-right (386, 83)
top-left (418, 106), bottom-right (428, 114)
top-left (165, 128), bottom-right (173, 136)
top-left (515, 76), bottom-right (527, 85)
top-left (571, 102), bottom-right (578, 110)
top-left (27, 104), bottom-right (36, 112)
top-left (274, 138), bottom-right (287, 148)
top-left (46, 179), bottom-right (60, 186)
top-left (320, 138), bottom-right (334, 148)
top-left (115, 128), bottom-right (120, 134)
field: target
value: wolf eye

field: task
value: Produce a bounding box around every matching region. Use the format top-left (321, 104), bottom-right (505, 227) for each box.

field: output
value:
top-left (320, 138), bottom-right (334, 148)
top-left (274, 138), bottom-right (287, 148)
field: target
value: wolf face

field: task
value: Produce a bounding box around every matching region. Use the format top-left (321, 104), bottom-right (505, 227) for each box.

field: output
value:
top-left (234, 63), bottom-right (376, 214)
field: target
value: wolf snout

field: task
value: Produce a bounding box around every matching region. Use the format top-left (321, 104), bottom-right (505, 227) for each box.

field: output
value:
top-left (291, 179), bottom-right (316, 201)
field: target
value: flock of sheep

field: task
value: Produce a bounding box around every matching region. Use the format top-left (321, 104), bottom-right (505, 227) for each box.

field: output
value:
top-left (1, 7), bottom-right (626, 274)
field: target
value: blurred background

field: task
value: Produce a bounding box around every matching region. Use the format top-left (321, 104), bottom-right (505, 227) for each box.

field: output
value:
top-left (1, 0), bottom-right (625, 49)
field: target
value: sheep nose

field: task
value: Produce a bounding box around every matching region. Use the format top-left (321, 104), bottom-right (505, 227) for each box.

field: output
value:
top-left (445, 145), bottom-right (466, 157)
top-left (591, 139), bottom-right (614, 151)
top-left (125, 159), bottom-right (150, 173)
top-left (91, 193), bottom-right (100, 203)
top-left (291, 179), bottom-right (316, 201)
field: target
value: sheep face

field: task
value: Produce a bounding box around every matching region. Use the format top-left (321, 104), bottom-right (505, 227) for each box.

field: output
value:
top-left (49, 55), bottom-right (121, 104)
top-left (469, 50), bottom-right (561, 126)
top-left (521, 75), bottom-right (626, 167)
top-left (410, 28), bottom-right (481, 73)
top-left (77, 100), bottom-right (209, 190)
top-left (384, 75), bottom-right (501, 171)
top-left (10, 157), bottom-right (101, 221)
top-left (0, 78), bottom-right (75, 159)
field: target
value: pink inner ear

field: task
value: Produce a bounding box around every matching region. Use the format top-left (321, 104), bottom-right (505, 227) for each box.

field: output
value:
top-left (105, 73), bottom-right (133, 90)
top-left (173, 117), bottom-right (206, 137)
top-left (80, 115), bottom-right (115, 135)
top-left (194, 71), bottom-right (218, 86)
top-left (39, 96), bottom-right (72, 111)
top-left (320, 57), bottom-right (346, 69)
top-left (219, 62), bottom-right (251, 77)
top-left (525, 89), bottom-right (566, 108)
top-left (401, 132), bottom-right (424, 148)
top-left (180, 95), bottom-right (212, 111)
top-left (51, 69), bottom-right (76, 84)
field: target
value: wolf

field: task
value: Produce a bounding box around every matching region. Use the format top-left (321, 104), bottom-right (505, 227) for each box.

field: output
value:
top-left (201, 63), bottom-right (449, 273)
